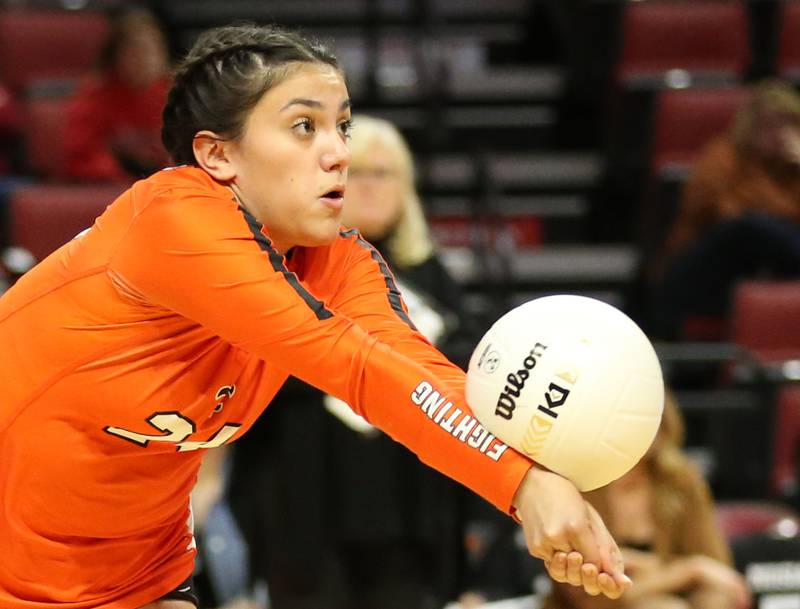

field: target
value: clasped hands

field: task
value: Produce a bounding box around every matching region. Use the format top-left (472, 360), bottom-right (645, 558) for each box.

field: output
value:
top-left (512, 466), bottom-right (633, 599)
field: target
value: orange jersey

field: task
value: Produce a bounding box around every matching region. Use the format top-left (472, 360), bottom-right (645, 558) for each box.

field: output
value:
top-left (0, 166), bottom-right (532, 608)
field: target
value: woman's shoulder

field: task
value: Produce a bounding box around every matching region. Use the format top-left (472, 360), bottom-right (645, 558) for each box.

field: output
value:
top-left (128, 166), bottom-right (236, 217)
top-left (138, 165), bottom-right (229, 195)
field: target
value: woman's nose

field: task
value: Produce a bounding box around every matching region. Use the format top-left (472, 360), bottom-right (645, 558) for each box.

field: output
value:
top-left (321, 133), bottom-right (351, 172)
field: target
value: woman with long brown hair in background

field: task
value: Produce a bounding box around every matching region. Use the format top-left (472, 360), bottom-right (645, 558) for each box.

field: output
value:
top-left (543, 392), bottom-right (751, 609)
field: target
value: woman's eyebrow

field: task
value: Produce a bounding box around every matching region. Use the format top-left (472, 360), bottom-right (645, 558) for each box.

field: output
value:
top-left (280, 98), bottom-right (352, 112)
top-left (281, 98), bottom-right (321, 111)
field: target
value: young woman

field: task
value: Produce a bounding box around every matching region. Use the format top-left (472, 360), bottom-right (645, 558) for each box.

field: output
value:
top-left (543, 393), bottom-right (751, 609)
top-left (0, 24), bottom-right (630, 609)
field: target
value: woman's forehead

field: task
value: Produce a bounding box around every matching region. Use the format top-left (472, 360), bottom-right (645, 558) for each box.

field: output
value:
top-left (265, 63), bottom-right (348, 107)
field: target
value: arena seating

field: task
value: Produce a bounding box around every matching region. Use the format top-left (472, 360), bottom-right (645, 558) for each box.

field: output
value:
top-left (731, 280), bottom-right (800, 365)
top-left (23, 94), bottom-right (69, 180)
top-left (649, 86), bottom-right (751, 178)
top-left (771, 385), bottom-right (800, 501)
top-left (616, 1), bottom-right (750, 89)
top-left (0, 9), bottom-right (109, 93)
top-left (777, 0), bottom-right (800, 82)
top-left (8, 182), bottom-right (128, 261)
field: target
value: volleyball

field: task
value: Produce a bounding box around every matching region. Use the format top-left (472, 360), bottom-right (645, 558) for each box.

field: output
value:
top-left (466, 295), bottom-right (664, 491)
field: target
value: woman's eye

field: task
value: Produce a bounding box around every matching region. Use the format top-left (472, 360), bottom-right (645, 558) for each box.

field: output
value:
top-left (338, 119), bottom-right (353, 139)
top-left (292, 118), bottom-right (314, 135)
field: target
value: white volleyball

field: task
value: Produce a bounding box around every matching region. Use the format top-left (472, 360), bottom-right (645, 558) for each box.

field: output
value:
top-left (466, 295), bottom-right (664, 491)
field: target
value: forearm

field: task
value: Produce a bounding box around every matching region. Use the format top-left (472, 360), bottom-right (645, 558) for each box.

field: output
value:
top-left (551, 585), bottom-right (620, 609)
top-left (622, 559), bottom-right (696, 603)
top-left (338, 336), bottom-right (532, 512)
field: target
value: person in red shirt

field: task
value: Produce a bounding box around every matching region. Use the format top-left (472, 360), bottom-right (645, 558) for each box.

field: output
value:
top-left (0, 24), bottom-right (631, 609)
top-left (62, 8), bottom-right (171, 182)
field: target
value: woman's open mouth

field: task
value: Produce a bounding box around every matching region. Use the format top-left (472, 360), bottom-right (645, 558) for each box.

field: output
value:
top-left (320, 188), bottom-right (345, 210)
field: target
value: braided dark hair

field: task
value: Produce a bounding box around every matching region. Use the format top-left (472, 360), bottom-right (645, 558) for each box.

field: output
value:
top-left (162, 23), bottom-right (340, 165)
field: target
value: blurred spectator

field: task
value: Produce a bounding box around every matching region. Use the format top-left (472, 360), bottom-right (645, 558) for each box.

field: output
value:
top-left (542, 392), bottom-right (751, 609)
top-left (665, 79), bottom-right (800, 257)
top-left (62, 7), bottom-right (170, 182)
top-left (650, 80), bottom-right (800, 339)
top-left (191, 446), bottom-right (266, 609)
top-left (229, 115), bottom-right (478, 609)
top-left (451, 392), bottom-right (751, 608)
top-left (342, 114), bottom-right (481, 364)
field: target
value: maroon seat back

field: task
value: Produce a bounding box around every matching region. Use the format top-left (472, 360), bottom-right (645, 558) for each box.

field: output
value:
top-left (9, 183), bottom-right (128, 261)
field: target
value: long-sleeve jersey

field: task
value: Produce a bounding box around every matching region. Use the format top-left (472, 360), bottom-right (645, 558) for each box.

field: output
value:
top-left (0, 166), bottom-right (532, 608)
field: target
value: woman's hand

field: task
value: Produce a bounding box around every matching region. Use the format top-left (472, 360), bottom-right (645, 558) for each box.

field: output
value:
top-left (621, 547), bottom-right (662, 577)
top-left (780, 126), bottom-right (800, 166)
top-left (511, 466), bottom-right (632, 599)
top-left (689, 555), bottom-right (752, 609)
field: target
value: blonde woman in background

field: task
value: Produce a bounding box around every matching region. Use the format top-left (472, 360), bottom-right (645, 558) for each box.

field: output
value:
top-left (543, 393), bottom-right (751, 609)
top-left (343, 114), bottom-right (432, 264)
top-left (341, 114), bottom-right (476, 360)
top-left (320, 114), bottom-right (480, 609)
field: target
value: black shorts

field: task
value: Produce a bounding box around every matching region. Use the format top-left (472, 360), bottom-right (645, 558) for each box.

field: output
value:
top-left (160, 576), bottom-right (199, 607)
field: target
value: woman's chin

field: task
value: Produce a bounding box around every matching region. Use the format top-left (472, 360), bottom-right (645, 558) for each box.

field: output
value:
top-left (302, 224), bottom-right (342, 248)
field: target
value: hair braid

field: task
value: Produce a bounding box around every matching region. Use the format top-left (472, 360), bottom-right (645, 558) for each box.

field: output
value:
top-left (162, 24), bottom-right (339, 165)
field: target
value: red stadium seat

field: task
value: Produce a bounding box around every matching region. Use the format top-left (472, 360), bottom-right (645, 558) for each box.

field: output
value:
top-left (650, 87), bottom-right (751, 177)
top-left (771, 385), bottom-right (800, 499)
top-left (24, 95), bottom-right (69, 180)
top-left (716, 501), bottom-right (799, 540)
top-left (731, 280), bottom-right (800, 363)
top-left (609, 1), bottom-right (750, 249)
top-left (617, 1), bottom-right (750, 88)
top-left (0, 9), bottom-right (110, 92)
top-left (429, 214), bottom-right (542, 249)
top-left (777, 0), bottom-right (800, 81)
top-left (0, 83), bottom-right (22, 173)
top-left (9, 183), bottom-right (128, 261)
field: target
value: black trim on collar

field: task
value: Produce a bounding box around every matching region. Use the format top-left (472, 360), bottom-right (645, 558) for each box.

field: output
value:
top-left (340, 228), bottom-right (417, 331)
top-left (239, 207), bottom-right (333, 321)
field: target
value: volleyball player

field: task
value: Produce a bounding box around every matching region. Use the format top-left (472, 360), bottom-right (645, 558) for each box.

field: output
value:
top-left (0, 24), bottom-right (631, 608)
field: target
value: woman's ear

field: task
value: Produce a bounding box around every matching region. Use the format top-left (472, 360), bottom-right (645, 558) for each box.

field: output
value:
top-left (192, 131), bottom-right (237, 181)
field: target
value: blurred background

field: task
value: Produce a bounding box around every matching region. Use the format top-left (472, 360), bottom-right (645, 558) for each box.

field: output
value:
top-left (1, 1), bottom-right (799, 608)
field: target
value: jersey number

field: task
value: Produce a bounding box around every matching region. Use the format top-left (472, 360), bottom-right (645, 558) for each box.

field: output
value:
top-left (104, 411), bottom-right (241, 452)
